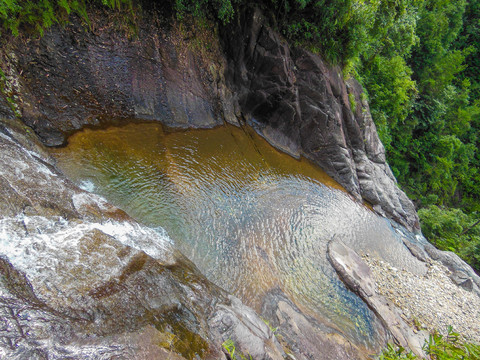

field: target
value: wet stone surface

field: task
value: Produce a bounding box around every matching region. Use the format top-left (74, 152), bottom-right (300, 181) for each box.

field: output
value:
top-left (1, 6), bottom-right (419, 230)
top-left (0, 118), bottom-right (285, 359)
top-left (50, 121), bottom-right (399, 352)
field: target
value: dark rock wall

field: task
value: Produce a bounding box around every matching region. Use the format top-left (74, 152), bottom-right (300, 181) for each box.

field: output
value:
top-left (0, 6), bottom-right (419, 230)
top-left (1, 10), bottom-right (224, 146)
top-left (221, 8), bottom-right (419, 231)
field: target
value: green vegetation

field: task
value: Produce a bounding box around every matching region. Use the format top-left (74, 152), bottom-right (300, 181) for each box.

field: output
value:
top-left (1, 0), bottom-right (480, 272)
top-left (349, 92), bottom-right (357, 113)
top-left (0, 67), bottom-right (18, 116)
top-left (0, 0), bottom-right (133, 36)
top-left (418, 206), bottom-right (480, 270)
top-left (171, 0), bottom-right (423, 63)
top-left (222, 339), bottom-right (253, 360)
top-left (175, 0), bottom-right (236, 24)
top-left (379, 326), bottom-right (480, 359)
top-left (353, 0), bottom-right (480, 273)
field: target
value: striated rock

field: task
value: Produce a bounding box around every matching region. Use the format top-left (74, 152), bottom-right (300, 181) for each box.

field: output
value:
top-left (221, 8), bottom-right (419, 231)
top-left (0, 10), bottom-right (225, 147)
top-left (0, 117), bottom-right (284, 359)
top-left (260, 288), bottom-right (381, 360)
top-left (424, 243), bottom-right (480, 295)
top-left (210, 295), bottom-right (284, 359)
top-left (402, 238), bottom-right (429, 263)
top-left (0, 6), bottom-right (418, 231)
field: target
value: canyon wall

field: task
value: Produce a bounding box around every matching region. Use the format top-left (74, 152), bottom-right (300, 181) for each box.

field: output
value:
top-left (0, 6), bottom-right (419, 231)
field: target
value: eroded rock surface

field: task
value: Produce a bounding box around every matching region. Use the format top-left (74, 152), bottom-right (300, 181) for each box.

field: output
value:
top-left (260, 288), bottom-right (384, 360)
top-left (0, 117), bottom-right (285, 359)
top-left (0, 6), bottom-right (418, 231)
top-left (220, 8), bottom-right (418, 231)
top-left (423, 243), bottom-right (480, 294)
top-left (0, 10), bottom-right (226, 147)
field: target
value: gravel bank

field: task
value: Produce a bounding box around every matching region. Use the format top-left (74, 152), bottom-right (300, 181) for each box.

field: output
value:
top-left (363, 255), bottom-right (480, 343)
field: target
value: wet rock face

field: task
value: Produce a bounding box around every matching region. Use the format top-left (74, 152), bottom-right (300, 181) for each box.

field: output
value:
top-left (0, 118), bottom-right (285, 359)
top-left (1, 11), bottom-right (224, 147)
top-left (423, 243), bottom-right (480, 294)
top-left (260, 288), bottom-right (382, 360)
top-left (221, 8), bottom-right (419, 231)
top-left (1, 7), bottom-right (418, 227)
top-left (327, 241), bottom-right (426, 357)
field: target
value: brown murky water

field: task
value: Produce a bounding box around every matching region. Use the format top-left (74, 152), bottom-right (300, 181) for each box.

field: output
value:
top-left (51, 122), bottom-right (424, 347)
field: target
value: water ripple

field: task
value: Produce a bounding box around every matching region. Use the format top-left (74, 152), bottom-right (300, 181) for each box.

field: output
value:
top-left (51, 123), bottom-right (425, 347)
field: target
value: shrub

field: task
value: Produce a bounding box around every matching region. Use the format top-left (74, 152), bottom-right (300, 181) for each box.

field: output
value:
top-left (418, 205), bottom-right (480, 272)
top-left (0, 0), bottom-right (133, 37)
top-left (378, 326), bottom-right (480, 360)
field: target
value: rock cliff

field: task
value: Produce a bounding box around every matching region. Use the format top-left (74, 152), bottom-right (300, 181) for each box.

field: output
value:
top-left (0, 6), bottom-right (419, 231)
top-left (1, 6), bottom-right (480, 359)
top-left (221, 8), bottom-right (418, 231)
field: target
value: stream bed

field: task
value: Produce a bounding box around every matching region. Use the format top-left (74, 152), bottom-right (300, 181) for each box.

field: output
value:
top-left (50, 122), bottom-right (426, 348)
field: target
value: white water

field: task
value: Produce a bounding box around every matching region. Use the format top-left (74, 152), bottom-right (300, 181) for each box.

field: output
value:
top-left (0, 213), bottom-right (173, 305)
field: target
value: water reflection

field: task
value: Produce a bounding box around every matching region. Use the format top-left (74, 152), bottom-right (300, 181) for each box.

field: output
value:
top-left (51, 122), bottom-right (423, 347)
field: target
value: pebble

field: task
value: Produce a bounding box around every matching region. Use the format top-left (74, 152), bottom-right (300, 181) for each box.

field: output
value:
top-left (363, 256), bottom-right (480, 343)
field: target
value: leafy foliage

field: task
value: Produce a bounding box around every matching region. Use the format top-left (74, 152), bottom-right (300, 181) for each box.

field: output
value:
top-left (351, 0), bottom-right (480, 272)
top-left (419, 206), bottom-right (480, 270)
top-left (379, 343), bottom-right (417, 360)
top-left (379, 326), bottom-right (480, 359)
top-left (174, 0), bottom-right (237, 24)
top-left (172, 0), bottom-right (423, 64)
top-left (358, 55), bottom-right (417, 155)
top-left (0, 0), bottom-right (133, 36)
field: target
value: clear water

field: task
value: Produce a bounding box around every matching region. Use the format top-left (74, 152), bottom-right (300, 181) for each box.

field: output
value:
top-left (50, 122), bottom-right (425, 347)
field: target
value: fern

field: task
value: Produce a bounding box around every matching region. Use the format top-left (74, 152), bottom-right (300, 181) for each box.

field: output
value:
top-left (378, 327), bottom-right (480, 360)
top-left (222, 339), bottom-right (253, 360)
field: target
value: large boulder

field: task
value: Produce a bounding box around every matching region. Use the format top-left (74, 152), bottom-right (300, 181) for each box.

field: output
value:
top-left (221, 8), bottom-right (419, 231)
top-left (260, 288), bottom-right (383, 360)
top-left (327, 240), bottom-right (425, 357)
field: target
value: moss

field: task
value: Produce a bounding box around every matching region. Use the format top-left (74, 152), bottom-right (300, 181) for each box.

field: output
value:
top-left (154, 311), bottom-right (209, 359)
top-left (0, 66), bottom-right (19, 117)
top-left (349, 92), bottom-right (357, 113)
